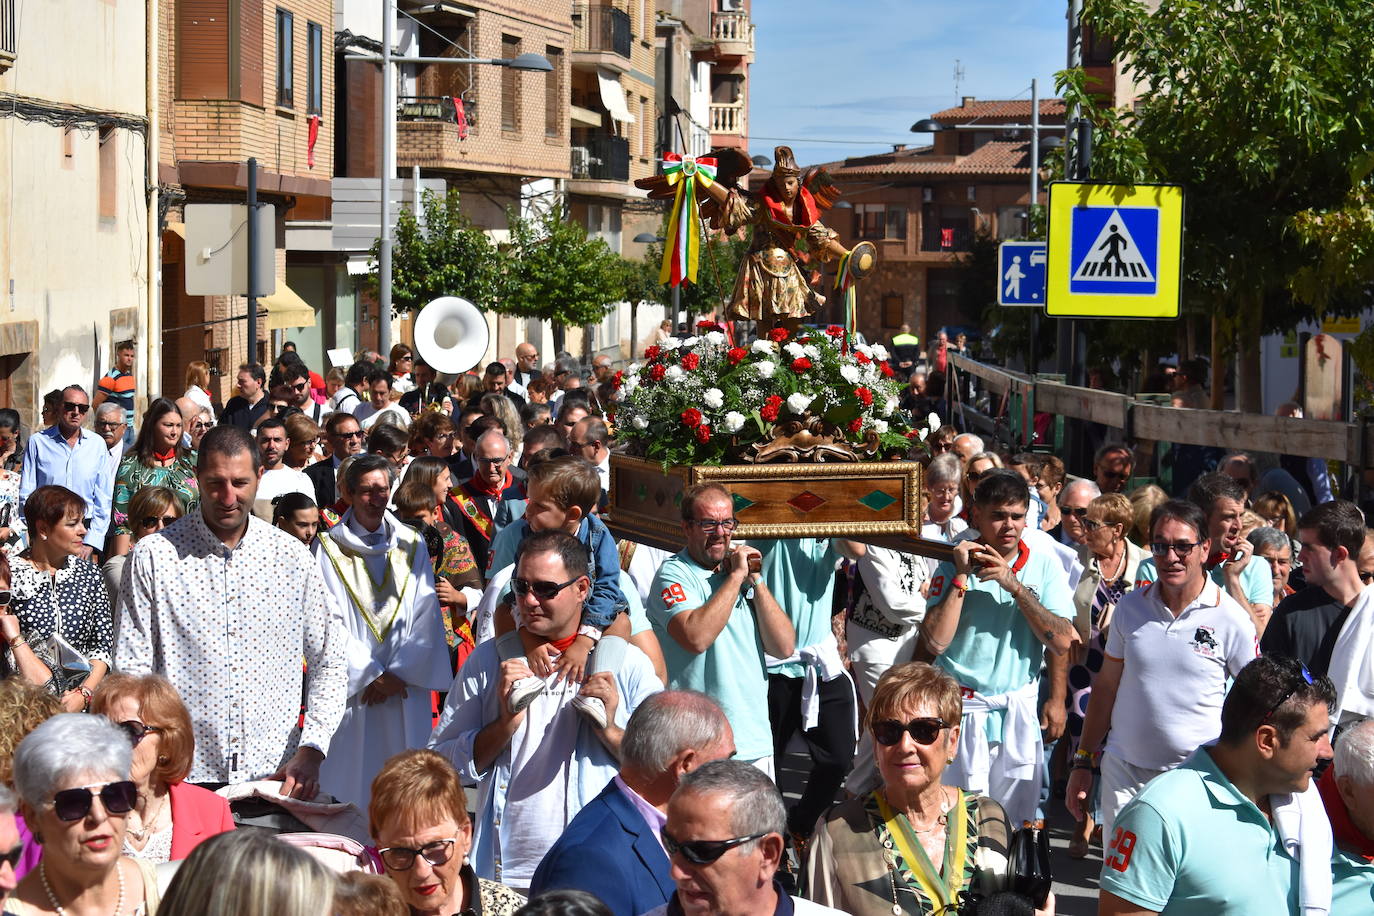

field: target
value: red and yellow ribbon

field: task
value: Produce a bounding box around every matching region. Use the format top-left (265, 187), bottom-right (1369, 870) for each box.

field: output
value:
top-left (835, 249), bottom-right (859, 352)
top-left (659, 153), bottom-right (718, 287)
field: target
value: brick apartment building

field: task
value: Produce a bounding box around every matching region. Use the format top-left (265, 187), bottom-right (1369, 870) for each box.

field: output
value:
top-left (818, 97), bottom-right (1066, 347)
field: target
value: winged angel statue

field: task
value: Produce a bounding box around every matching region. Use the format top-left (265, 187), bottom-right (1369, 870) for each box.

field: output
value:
top-left (635, 145), bottom-right (876, 332)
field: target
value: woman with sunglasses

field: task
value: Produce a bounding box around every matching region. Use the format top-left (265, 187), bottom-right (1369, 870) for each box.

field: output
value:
top-left (186, 409), bottom-right (214, 454)
top-left (807, 662), bottom-right (1020, 916)
top-left (387, 345), bottom-right (417, 394)
top-left (959, 452), bottom-right (1002, 520)
top-left (89, 674), bottom-right (234, 863)
top-left (107, 398), bottom-right (199, 558)
top-left (1064, 493), bottom-right (1144, 858)
top-left (101, 487), bottom-right (184, 619)
top-left (6, 714), bottom-right (162, 915)
top-left (368, 749), bottom-right (525, 916)
top-left (11, 487), bottom-right (111, 711)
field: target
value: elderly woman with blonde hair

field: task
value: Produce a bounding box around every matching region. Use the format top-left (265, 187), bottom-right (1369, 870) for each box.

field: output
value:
top-left (158, 829), bottom-right (336, 916)
top-left (806, 662), bottom-right (1024, 916)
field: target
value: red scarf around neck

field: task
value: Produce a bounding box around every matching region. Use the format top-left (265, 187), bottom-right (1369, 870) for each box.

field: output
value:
top-left (470, 470), bottom-right (510, 499)
top-left (152, 447), bottom-right (177, 463)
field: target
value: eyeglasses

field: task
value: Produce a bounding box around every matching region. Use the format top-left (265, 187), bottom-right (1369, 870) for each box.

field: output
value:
top-left (377, 838), bottom-right (457, 871)
top-left (687, 518), bottom-right (738, 533)
top-left (967, 469), bottom-right (988, 482)
top-left (475, 455), bottom-right (509, 466)
top-left (511, 576), bottom-right (582, 600)
top-left (1099, 470), bottom-right (1130, 481)
top-left (190, 421), bottom-right (211, 431)
top-left (1081, 518), bottom-right (1104, 532)
top-left (289, 381), bottom-right (309, 392)
top-left (0, 590), bottom-right (10, 606)
top-left (1261, 664), bottom-right (1315, 724)
top-left (0, 841), bottom-right (22, 870)
top-left (1149, 541), bottom-right (1203, 558)
top-left (51, 781), bottom-right (138, 822)
top-left (1059, 506), bottom-right (1090, 518)
top-left (928, 487), bottom-right (959, 499)
top-left (662, 828), bottom-right (769, 865)
top-left (62, 402), bottom-right (90, 414)
top-left (872, 717), bottom-right (950, 747)
top-left (569, 439), bottom-right (599, 450)
top-left (1361, 571), bottom-right (1374, 584)
top-left (396, 355), bottom-right (414, 362)
top-left (94, 421), bottom-right (124, 431)
top-left (336, 429), bottom-right (365, 440)
top-left (139, 515), bottom-right (178, 529)
top-left (117, 720), bottom-right (162, 746)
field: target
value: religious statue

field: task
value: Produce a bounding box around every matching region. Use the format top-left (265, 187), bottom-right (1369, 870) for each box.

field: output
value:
top-left (636, 145), bottom-right (876, 332)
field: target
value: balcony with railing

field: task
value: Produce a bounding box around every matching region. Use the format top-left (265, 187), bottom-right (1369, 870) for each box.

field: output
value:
top-left (571, 133), bottom-right (629, 182)
top-left (572, 3), bottom-right (632, 72)
top-left (395, 94), bottom-right (476, 171)
top-left (711, 11), bottom-right (754, 60)
top-left (921, 226), bottom-right (972, 253)
top-left (0, 0), bottom-right (16, 72)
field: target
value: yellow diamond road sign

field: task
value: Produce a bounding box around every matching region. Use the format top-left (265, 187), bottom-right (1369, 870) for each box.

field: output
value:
top-left (1046, 182), bottom-right (1184, 319)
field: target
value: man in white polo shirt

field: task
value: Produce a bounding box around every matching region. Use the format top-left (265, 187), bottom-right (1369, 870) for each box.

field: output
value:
top-left (1067, 498), bottom-right (1258, 838)
top-left (922, 470), bottom-right (1078, 826)
top-left (1135, 471), bottom-right (1274, 635)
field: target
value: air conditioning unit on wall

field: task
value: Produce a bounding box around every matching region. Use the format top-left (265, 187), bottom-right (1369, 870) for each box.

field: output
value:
top-left (719, 0), bottom-right (743, 11)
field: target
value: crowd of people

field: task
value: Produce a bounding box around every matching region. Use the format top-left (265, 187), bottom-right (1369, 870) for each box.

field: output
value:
top-left (0, 333), bottom-right (1370, 916)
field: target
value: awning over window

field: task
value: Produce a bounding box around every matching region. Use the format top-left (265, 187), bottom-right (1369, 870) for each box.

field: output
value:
top-left (261, 281), bottom-right (317, 330)
top-left (597, 69), bottom-right (635, 123)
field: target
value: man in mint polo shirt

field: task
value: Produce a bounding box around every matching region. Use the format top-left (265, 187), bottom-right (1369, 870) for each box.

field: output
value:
top-left (1136, 471), bottom-right (1273, 634)
top-left (1100, 655), bottom-right (1335, 916)
top-left (648, 483), bottom-right (796, 776)
top-left (922, 470), bottom-right (1078, 826)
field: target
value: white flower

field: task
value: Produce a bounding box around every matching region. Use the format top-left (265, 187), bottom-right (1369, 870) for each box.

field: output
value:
top-left (703, 388), bottom-right (725, 409)
top-left (662, 336), bottom-right (682, 351)
top-left (622, 375), bottom-right (639, 394)
top-left (872, 344), bottom-right (890, 361)
top-left (751, 339), bottom-right (775, 355)
top-left (882, 396), bottom-right (898, 416)
top-left (632, 416), bottom-right (649, 430)
top-left (803, 344), bottom-right (820, 359)
top-left (682, 336), bottom-right (699, 348)
top-left (839, 364), bottom-right (861, 384)
top-left (627, 362), bottom-right (642, 375)
top-left (926, 411), bottom-right (942, 433)
top-left (786, 392), bottom-right (815, 414)
top-left (705, 331), bottom-right (726, 346)
top-left (856, 343), bottom-right (874, 358)
top-left (723, 411), bottom-right (746, 433)
top-left (918, 427), bottom-right (929, 441)
top-left (666, 365), bottom-right (684, 380)
top-left (872, 419), bottom-right (889, 435)
top-left (783, 341), bottom-right (806, 359)
top-left (755, 361), bottom-right (776, 379)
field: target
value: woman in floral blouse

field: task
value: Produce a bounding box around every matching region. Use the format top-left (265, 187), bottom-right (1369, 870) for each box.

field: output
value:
top-left (107, 397), bottom-right (199, 557)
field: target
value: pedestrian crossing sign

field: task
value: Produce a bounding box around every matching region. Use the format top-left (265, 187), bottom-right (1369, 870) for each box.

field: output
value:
top-left (1046, 182), bottom-right (1184, 318)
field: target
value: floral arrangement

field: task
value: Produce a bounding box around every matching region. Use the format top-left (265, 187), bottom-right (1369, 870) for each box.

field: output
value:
top-left (612, 321), bottom-right (927, 466)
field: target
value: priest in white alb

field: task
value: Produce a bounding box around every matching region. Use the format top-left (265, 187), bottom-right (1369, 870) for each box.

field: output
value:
top-left (315, 453), bottom-right (452, 809)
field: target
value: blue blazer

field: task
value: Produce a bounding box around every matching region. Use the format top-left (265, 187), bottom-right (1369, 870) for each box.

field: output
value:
top-left (530, 780), bottom-right (675, 916)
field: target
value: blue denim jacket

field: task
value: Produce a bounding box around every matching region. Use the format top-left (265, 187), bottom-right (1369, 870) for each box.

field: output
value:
top-left (487, 514), bottom-right (628, 631)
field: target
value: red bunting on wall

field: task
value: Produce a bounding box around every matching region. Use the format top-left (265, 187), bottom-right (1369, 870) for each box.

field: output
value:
top-left (307, 115), bottom-right (321, 168)
top-left (452, 97), bottom-right (469, 140)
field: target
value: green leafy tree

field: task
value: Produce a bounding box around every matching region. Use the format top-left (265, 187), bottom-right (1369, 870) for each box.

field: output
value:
top-left (1063, 0), bottom-right (1374, 410)
top-left (367, 189), bottom-right (506, 315)
top-left (503, 210), bottom-right (625, 332)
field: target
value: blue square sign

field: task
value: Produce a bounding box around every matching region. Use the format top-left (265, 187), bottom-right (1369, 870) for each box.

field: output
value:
top-left (1068, 206), bottom-right (1159, 296)
top-left (998, 241), bottom-right (1047, 307)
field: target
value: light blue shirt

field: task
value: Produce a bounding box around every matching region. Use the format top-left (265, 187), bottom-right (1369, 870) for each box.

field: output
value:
top-left (1333, 847), bottom-right (1374, 915)
top-left (1136, 554), bottom-right (1273, 607)
top-left (1101, 747), bottom-right (1298, 915)
top-left (19, 427), bottom-right (115, 547)
top-left (759, 538), bottom-right (840, 679)
top-left (648, 549), bottom-right (773, 760)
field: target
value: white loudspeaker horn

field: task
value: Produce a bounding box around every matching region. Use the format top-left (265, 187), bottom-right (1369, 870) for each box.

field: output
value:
top-left (413, 296), bottom-right (490, 375)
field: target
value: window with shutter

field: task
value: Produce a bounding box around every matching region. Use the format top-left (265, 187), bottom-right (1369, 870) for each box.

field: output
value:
top-left (501, 35), bottom-right (520, 133)
top-left (544, 46), bottom-right (562, 139)
top-left (237, 0), bottom-right (265, 107)
top-left (177, 0), bottom-right (231, 100)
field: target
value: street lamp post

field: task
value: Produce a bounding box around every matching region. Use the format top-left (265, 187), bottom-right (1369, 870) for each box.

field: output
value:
top-left (351, 0), bottom-right (552, 358)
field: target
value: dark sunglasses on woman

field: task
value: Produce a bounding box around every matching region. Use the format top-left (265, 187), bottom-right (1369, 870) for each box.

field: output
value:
top-left (872, 717), bottom-right (950, 747)
top-left (51, 780), bottom-right (138, 821)
top-left (118, 720), bottom-right (162, 746)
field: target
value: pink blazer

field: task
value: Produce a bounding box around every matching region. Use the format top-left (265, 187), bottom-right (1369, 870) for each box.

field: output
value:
top-left (168, 781), bottom-right (235, 860)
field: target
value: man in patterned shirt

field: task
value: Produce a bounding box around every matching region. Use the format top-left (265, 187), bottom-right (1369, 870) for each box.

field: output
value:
top-left (116, 424), bottom-right (348, 798)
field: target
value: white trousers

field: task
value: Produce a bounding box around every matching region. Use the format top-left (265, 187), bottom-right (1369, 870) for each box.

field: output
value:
top-left (842, 622), bottom-right (919, 796)
top-left (943, 741), bottom-right (1042, 828)
top-left (1100, 750), bottom-right (1168, 839)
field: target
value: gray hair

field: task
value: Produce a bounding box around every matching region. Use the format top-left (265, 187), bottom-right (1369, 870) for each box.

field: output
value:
top-left (621, 691), bottom-right (729, 777)
top-left (13, 714), bottom-right (132, 808)
top-left (93, 402), bottom-right (125, 423)
top-left (0, 784), bottom-right (15, 815)
top-left (343, 453), bottom-right (394, 493)
top-left (474, 428), bottom-right (511, 456)
top-left (926, 452), bottom-right (963, 487)
top-left (335, 454), bottom-right (362, 494)
top-left (676, 759), bottom-right (785, 846)
top-left (1335, 718), bottom-right (1374, 787)
top-left (953, 433), bottom-right (983, 453)
top-left (1247, 526), bottom-right (1290, 555)
top-left (1062, 479), bottom-right (1102, 502)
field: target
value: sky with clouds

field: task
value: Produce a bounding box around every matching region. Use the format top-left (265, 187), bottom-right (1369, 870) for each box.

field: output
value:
top-left (747, 0), bottom-right (1071, 168)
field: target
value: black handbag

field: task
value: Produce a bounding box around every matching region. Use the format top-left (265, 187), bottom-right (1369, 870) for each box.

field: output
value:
top-left (1007, 823), bottom-right (1052, 908)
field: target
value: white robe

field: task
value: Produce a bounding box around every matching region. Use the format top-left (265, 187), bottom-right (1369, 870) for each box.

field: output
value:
top-left (316, 510), bottom-right (452, 809)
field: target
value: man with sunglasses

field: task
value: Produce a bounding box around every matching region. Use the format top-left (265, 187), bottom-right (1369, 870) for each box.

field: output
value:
top-left (1264, 501), bottom-right (1368, 681)
top-left (568, 416), bottom-right (611, 491)
top-left (1067, 499), bottom-right (1258, 841)
top-left (646, 759), bottom-right (844, 916)
top-left (272, 361), bottom-right (327, 424)
top-left (430, 530), bottom-right (661, 890)
top-left (921, 470), bottom-right (1077, 827)
top-left (19, 384), bottom-right (112, 560)
top-left (306, 413), bottom-right (366, 508)
top-left (1135, 472), bottom-right (1274, 635)
top-left (1092, 443), bottom-right (1135, 495)
top-left (1056, 478), bottom-right (1101, 547)
top-left (0, 785), bottom-right (20, 901)
top-left (648, 484), bottom-right (795, 776)
top-left (1099, 655), bottom-right (1335, 916)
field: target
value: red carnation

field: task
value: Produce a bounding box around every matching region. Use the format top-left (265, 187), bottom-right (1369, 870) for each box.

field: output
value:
top-left (697, 320), bottom-right (722, 332)
top-left (791, 357), bottom-right (813, 373)
top-left (648, 364), bottom-right (666, 382)
top-left (854, 350), bottom-right (871, 365)
top-left (848, 418), bottom-right (864, 433)
top-left (827, 325), bottom-right (845, 337)
top-left (879, 361), bottom-right (895, 378)
top-left (905, 430), bottom-right (920, 440)
top-left (681, 408), bottom-right (703, 428)
top-left (855, 386), bottom-right (874, 406)
top-left (727, 347), bottom-right (747, 365)
top-left (612, 370), bottom-right (624, 390)
top-left (644, 345), bottom-right (662, 361)
top-left (695, 424), bottom-right (712, 444)
top-left (767, 327), bottom-right (790, 343)
top-left (760, 395), bottom-right (783, 422)
top-left (681, 352), bottom-right (701, 371)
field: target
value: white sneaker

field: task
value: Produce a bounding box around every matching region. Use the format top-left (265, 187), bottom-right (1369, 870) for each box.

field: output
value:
top-left (571, 694), bottom-right (608, 730)
top-left (507, 676), bottom-right (546, 715)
